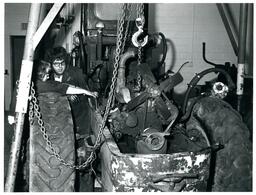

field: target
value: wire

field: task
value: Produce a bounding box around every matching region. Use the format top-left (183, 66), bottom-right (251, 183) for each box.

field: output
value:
top-left (177, 61), bottom-right (190, 72)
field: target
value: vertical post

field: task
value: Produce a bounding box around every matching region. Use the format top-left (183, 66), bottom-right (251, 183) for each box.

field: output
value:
top-left (4, 3), bottom-right (41, 192)
top-left (96, 22), bottom-right (104, 61)
top-left (237, 3), bottom-right (248, 112)
top-left (216, 4), bottom-right (238, 56)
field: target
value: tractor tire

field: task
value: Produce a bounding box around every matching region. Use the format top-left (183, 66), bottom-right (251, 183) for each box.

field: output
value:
top-left (187, 97), bottom-right (252, 191)
top-left (29, 92), bottom-right (76, 192)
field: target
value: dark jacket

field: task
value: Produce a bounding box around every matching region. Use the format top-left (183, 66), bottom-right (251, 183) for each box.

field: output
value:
top-left (52, 66), bottom-right (91, 135)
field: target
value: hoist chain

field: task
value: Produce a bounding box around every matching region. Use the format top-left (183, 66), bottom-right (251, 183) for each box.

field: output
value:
top-left (28, 3), bottom-right (129, 170)
top-left (121, 3), bottom-right (132, 54)
top-left (136, 3), bottom-right (145, 25)
top-left (136, 3), bottom-right (145, 91)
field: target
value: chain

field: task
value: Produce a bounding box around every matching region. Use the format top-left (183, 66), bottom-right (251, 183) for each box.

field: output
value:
top-left (29, 100), bottom-right (34, 125)
top-left (28, 3), bottom-right (129, 170)
top-left (135, 3), bottom-right (144, 91)
top-left (136, 3), bottom-right (145, 24)
top-left (138, 45), bottom-right (142, 64)
top-left (121, 3), bottom-right (132, 54)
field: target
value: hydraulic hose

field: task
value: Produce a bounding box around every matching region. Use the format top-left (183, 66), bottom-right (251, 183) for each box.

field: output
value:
top-left (181, 68), bottom-right (235, 116)
top-left (158, 32), bottom-right (167, 67)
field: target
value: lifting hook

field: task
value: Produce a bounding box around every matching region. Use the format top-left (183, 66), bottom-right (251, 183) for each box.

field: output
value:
top-left (132, 17), bottom-right (148, 47)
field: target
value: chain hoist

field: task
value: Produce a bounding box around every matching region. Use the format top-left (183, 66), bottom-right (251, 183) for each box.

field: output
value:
top-left (28, 3), bottom-right (129, 170)
top-left (132, 3), bottom-right (148, 91)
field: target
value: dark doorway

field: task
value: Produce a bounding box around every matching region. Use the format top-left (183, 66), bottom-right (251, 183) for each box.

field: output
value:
top-left (11, 36), bottom-right (25, 89)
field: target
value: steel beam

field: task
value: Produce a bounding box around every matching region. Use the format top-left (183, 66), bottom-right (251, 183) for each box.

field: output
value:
top-left (33, 3), bottom-right (64, 50)
top-left (4, 4), bottom-right (42, 192)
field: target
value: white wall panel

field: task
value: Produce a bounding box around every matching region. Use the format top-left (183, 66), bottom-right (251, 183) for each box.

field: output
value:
top-left (148, 3), bottom-right (240, 94)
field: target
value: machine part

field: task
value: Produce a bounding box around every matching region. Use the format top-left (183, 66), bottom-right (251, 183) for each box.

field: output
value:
top-left (162, 93), bottom-right (179, 133)
top-left (126, 62), bottom-right (181, 125)
top-left (5, 4), bottom-right (42, 192)
top-left (181, 68), bottom-right (235, 115)
top-left (74, 31), bottom-right (87, 73)
top-left (159, 72), bottom-right (183, 93)
top-left (136, 137), bottom-right (167, 154)
top-left (91, 111), bottom-right (211, 192)
top-left (29, 92), bottom-right (76, 191)
top-left (116, 49), bottom-right (136, 103)
top-left (187, 97), bottom-right (252, 191)
top-left (157, 32), bottom-right (167, 67)
top-left (126, 91), bottom-right (150, 111)
top-left (125, 112), bottom-right (138, 128)
top-left (148, 173), bottom-right (198, 192)
top-left (141, 127), bottom-right (167, 152)
top-left (151, 173), bottom-right (198, 183)
top-left (96, 21), bottom-right (104, 60)
top-left (211, 82), bottom-right (229, 99)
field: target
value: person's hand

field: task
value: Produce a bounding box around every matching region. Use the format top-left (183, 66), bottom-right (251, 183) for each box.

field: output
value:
top-left (68, 95), bottom-right (79, 102)
top-left (91, 91), bottom-right (98, 98)
top-left (8, 115), bottom-right (15, 125)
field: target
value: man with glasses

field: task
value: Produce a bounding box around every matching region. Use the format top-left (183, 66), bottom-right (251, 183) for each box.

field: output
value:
top-left (45, 46), bottom-right (95, 192)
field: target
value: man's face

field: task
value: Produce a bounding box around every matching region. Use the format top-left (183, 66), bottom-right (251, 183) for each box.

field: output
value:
top-left (52, 59), bottom-right (66, 75)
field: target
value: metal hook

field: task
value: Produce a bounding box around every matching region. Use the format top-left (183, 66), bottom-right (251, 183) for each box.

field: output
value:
top-left (132, 17), bottom-right (148, 48)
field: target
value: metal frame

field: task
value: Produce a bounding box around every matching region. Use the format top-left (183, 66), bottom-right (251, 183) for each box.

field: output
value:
top-left (5, 3), bottom-right (65, 192)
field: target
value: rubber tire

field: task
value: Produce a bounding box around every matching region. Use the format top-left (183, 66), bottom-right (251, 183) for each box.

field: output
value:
top-left (187, 97), bottom-right (252, 191)
top-left (29, 93), bottom-right (76, 192)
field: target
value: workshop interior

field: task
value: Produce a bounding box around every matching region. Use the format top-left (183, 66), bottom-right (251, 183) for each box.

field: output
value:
top-left (3, 3), bottom-right (253, 192)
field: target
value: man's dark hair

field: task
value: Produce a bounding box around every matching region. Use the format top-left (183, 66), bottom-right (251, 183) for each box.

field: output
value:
top-left (44, 46), bottom-right (68, 64)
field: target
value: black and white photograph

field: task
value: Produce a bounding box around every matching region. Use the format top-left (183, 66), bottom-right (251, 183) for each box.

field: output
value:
top-left (2, 1), bottom-right (253, 192)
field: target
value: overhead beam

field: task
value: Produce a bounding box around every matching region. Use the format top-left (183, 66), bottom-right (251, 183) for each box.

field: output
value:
top-left (33, 3), bottom-right (65, 50)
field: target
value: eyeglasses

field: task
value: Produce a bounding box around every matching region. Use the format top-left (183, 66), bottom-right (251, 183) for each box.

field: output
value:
top-left (52, 60), bottom-right (65, 67)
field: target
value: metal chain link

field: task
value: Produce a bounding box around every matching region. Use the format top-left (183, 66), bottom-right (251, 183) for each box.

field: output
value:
top-left (28, 3), bottom-right (129, 170)
top-left (121, 3), bottom-right (132, 54)
top-left (135, 3), bottom-right (144, 91)
top-left (138, 45), bottom-right (142, 64)
top-left (136, 3), bottom-right (145, 24)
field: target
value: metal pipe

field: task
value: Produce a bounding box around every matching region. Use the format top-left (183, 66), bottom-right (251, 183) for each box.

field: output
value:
top-left (5, 3), bottom-right (42, 192)
top-left (116, 49), bottom-right (136, 103)
top-left (237, 3), bottom-right (248, 111)
top-left (117, 49), bottom-right (136, 89)
top-left (96, 22), bottom-right (104, 60)
top-left (216, 3), bottom-right (238, 56)
top-left (247, 4), bottom-right (253, 75)
top-left (202, 42), bottom-right (224, 66)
